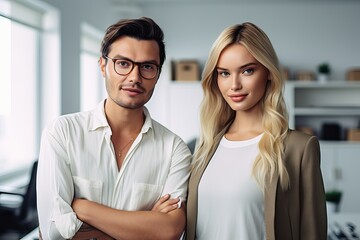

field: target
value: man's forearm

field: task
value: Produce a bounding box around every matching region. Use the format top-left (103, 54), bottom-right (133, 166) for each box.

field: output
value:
top-left (74, 200), bottom-right (185, 240)
top-left (72, 223), bottom-right (114, 240)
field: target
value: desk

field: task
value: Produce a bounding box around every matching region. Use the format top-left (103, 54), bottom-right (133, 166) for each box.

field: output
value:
top-left (328, 213), bottom-right (360, 239)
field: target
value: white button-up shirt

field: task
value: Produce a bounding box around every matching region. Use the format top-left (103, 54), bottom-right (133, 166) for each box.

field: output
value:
top-left (36, 101), bottom-right (192, 239)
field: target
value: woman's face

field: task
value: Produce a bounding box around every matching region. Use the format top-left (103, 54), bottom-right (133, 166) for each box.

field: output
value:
top-left (216, 43), bottom-right (269, 114)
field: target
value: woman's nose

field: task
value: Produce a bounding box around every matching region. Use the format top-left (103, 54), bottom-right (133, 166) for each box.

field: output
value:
top-left (231, 75), bottom-right (242, 91)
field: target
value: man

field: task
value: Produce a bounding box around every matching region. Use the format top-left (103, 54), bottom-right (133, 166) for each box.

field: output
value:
top-left (37, 17), bottom-right (191, 239)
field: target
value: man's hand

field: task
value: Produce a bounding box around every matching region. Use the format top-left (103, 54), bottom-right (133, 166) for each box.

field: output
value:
top-left (151, 194), bottom-right (181, 213)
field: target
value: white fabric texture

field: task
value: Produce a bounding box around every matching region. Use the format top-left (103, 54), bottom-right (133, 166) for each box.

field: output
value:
top-left (36, 100), bottom-right (192, 239)
top-left (196, 134), bottom-right (265, 240)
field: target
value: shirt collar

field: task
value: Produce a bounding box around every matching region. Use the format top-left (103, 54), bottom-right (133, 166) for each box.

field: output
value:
top-left (141, 107), bottom-right (153, 134)
top-left (88, 99), bottom-right (153, 134)
top-left (88, 100), bottom-right (109, 131)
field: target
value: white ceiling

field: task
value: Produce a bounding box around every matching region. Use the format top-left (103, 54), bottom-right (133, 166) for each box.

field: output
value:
top-left (107, 0), bottom-right (356, 19)
top-left (109, 0), bottom-right (356, 4)
top-left (108, 0), bottom-right (359, 14)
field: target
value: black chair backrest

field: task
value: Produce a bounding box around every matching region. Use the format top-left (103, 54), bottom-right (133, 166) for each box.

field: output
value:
top-left (19, 160), bottom-right (38, 222)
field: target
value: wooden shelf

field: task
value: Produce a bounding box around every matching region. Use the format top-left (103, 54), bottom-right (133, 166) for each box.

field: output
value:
top-left (294, 107), bottom-right (360, 116)
top-left (284, 81), bottom-right (360, 141)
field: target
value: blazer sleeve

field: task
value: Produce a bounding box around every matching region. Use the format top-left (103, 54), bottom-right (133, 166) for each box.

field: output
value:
top-left (300, 136), bottom-right (327, 240)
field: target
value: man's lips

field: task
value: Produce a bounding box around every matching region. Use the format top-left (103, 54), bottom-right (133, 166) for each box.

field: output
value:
top-left (121, 83), bottom-right (145, 95)
top-left (122, 87), bottom-right (144, 93)
top-left (121, 87), bottom-right (144, 97)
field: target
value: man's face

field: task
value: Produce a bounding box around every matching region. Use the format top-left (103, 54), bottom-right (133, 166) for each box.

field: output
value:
top-left (100, 36), bottom-right (160, 110)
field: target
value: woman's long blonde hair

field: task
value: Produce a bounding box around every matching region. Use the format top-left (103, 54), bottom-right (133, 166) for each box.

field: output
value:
top-left (193, 22), bottom-right (290, 191)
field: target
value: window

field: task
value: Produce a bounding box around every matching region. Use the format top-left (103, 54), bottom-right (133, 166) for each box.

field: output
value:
top-left (0, 0), bottom-right (59, 176)
top-left (80, 23), bottom-right (105, 111)
top-left (0, 16), bottom-right (39, 171)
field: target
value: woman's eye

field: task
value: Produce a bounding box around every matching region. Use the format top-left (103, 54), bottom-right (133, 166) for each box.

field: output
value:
top-left (243, 68), bottom-right (254, 75)
top-left (218, 71), bottom-right (230, 77)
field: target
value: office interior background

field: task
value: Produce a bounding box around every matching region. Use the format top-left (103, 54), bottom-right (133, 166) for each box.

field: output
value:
top-left (0, 0), bottom-right (360, 237)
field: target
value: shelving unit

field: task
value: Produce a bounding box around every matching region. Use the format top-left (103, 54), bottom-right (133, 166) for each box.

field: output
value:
top-left (320, 141), bottom-right (360, 212)
top-left (284, 81), bottom-right (360, 140)
top-left (284, 81), bottom-right (360, 212)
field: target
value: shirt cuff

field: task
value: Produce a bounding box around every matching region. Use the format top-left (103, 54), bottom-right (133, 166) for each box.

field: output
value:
top-left (53, 212), bottom-right (83, 239)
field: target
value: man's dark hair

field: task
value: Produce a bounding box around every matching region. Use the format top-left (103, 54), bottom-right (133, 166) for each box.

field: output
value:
top-left (100, 17), bottom-right (166, 72)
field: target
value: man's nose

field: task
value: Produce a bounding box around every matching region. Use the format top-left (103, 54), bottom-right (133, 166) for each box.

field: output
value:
top-left (128, 64), bottom-right (143, 84)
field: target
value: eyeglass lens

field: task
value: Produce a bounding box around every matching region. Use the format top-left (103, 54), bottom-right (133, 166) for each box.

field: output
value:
top-left (113, 59), bottom-right (158, 79)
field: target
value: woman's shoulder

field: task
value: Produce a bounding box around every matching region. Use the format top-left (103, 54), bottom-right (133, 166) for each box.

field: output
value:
top-left (284, 129), bottom-right (320, 152)
top-left (286, 129), bottom-right (318, 143)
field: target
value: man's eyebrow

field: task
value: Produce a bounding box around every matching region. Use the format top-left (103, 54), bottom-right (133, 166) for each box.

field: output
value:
top-left (112, 55), bottom-right (159, 64)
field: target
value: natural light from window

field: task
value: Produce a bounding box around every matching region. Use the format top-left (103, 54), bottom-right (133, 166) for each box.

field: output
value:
top-left (0, 17), bottom-right (39, 171)
top-left (0, 18), bottom-right (11, 116)
top-left (80, 23), bottom-right (106, 111)
top-left (0, 1), bottom-right (60, 177)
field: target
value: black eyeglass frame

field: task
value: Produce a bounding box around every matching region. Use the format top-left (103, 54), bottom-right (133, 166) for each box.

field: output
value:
top-left (105, 56), bottom-right (160, 80)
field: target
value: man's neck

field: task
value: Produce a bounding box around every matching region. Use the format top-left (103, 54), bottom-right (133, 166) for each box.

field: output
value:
top-left (104, 99), bottom-right (145, 136)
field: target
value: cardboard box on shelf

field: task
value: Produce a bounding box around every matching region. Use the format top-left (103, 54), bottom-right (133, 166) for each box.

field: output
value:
top-left (347, 129), bottom-right (360, 141)
top-left (295, 71), bottom-right (316, 81)
top-left (346, 68), bottom-right (360, 81)
top-left (172, 60), bottom-right (200, 81)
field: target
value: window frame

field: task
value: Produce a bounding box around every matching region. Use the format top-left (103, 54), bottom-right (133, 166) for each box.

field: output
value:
top-left (0, 0), bottom-right (60, 183)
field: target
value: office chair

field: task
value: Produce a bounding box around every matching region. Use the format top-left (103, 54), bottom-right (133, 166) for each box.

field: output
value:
top-left (0, 160), bottom-right (38, 235)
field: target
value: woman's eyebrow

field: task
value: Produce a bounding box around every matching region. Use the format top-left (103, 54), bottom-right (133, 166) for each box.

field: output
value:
top-left (216, 62), bottom-right (257, 70)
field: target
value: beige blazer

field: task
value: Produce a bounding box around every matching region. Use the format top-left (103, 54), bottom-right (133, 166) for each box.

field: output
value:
top-left (185, 130), bottom-right (327, 240)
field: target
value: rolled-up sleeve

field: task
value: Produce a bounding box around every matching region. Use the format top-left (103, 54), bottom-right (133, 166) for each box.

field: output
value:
top-left (36, 122), bottom-right (83, 239)
top-left (161, 137), bottom-right (192, 201)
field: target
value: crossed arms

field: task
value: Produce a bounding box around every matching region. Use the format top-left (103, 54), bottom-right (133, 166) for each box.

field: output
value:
top-left (71, 194), bottom-right (184, 240)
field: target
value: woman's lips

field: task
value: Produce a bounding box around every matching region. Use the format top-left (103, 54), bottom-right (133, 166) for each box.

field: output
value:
top-left (229, 93), bottom-right (247, 102)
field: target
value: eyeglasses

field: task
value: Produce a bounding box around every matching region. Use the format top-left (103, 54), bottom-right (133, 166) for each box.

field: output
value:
top-left (105, 56), bottom-right (159, 80)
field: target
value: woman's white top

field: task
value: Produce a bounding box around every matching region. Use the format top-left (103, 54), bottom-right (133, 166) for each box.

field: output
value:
top-left (196, 134), bottom-right (265, 240)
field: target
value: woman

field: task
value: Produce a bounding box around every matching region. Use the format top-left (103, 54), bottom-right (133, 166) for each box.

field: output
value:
top-left (185, 22), bottom-right (327, 240)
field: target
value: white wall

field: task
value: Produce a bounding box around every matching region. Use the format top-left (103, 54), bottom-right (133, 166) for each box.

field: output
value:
top-left (145, 2), bottom-right (360, 79)
top-left (140, 2), bottom-right (360, 141)
top-left (42, 0), bottom-right (121, 115)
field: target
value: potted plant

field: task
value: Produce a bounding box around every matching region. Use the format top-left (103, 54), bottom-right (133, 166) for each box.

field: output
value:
top-left (317, 62), bottom-right (331, 82)
top-left (325, 165), bottom-right (342, 213)
top-left (325, 190), bottom-right (342, 213)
